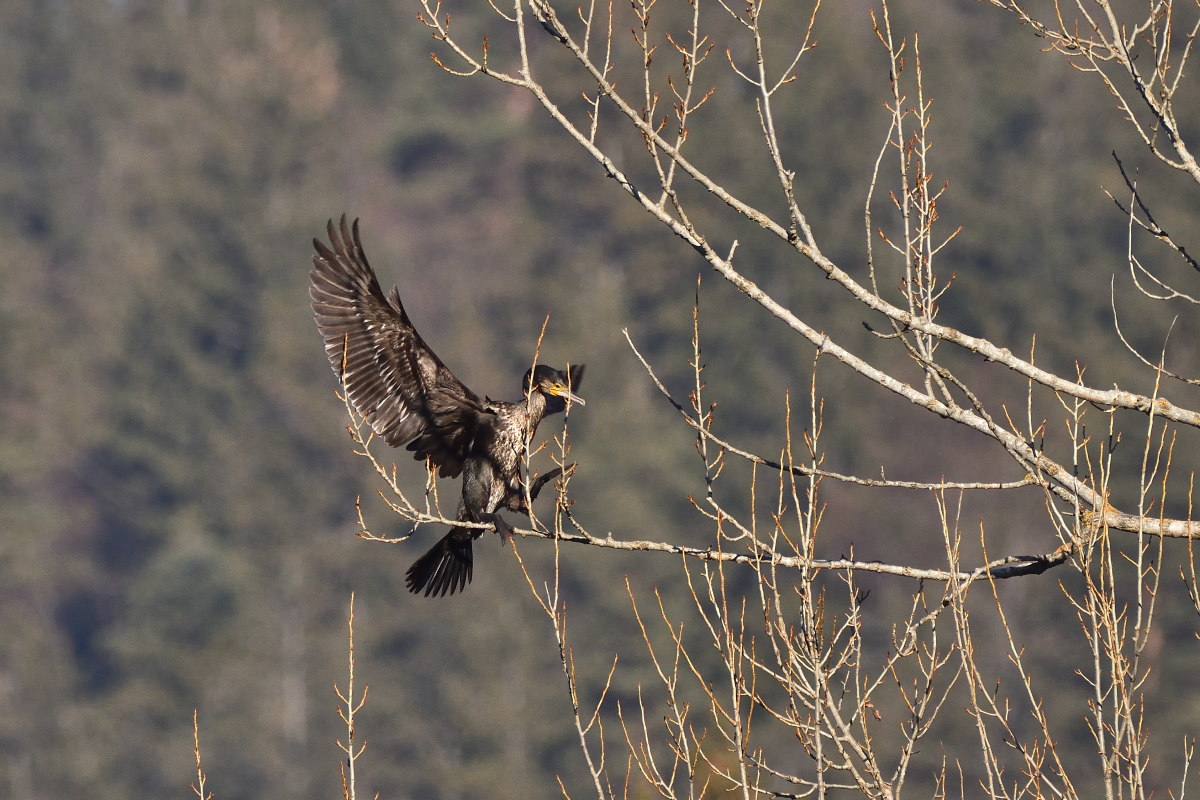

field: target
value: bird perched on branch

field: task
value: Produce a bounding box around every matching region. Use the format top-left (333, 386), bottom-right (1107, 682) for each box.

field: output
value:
top-left (310, 216), bottom-right (585, 597)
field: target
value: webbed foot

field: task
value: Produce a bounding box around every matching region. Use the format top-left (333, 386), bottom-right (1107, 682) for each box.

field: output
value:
top-left (486, 514), bottom-right (516, 546)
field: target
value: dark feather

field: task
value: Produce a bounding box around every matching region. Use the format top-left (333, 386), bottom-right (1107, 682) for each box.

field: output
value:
top-left (309, 216), bottom-right (488, 477)
top-left (405, 528), bottom-right (473, 597)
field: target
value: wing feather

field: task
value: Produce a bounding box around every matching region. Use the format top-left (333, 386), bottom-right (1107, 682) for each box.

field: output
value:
top-left (309, 216), bottom-right (487, 477)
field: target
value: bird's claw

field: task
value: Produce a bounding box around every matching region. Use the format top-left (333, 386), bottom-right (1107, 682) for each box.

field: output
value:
top-left (493, 515), bottom-right (516, 546)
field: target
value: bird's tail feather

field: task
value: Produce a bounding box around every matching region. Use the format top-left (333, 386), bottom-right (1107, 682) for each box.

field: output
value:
top-left (405, 528), bottom-right (474, 597)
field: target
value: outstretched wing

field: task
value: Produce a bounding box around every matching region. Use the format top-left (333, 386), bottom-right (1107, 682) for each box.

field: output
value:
top-left (309, 216), bottom-right (488, 477)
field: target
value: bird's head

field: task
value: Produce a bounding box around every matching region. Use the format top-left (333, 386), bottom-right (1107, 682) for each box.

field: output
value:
top-left (523, 364), bottom-right (586, 413)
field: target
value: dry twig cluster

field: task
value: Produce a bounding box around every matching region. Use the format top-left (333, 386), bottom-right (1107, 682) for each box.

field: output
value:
top-left (330, 1), bottom-right (1200, 797)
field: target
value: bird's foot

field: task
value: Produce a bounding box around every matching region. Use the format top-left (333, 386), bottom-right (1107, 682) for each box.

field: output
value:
top-left (490, 514), bottom-right (516, 546)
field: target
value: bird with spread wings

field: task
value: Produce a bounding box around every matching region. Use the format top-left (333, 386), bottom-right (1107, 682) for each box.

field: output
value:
top-left (310, 217), bottom-right (584, 597)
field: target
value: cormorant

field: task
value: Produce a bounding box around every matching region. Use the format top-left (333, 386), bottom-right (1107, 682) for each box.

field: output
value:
top-left (309, 216), bottom-right (585, 597)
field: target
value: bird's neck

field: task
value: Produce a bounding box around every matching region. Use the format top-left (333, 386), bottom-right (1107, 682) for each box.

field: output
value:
top-left (522, 390), bottom-right (549, 432)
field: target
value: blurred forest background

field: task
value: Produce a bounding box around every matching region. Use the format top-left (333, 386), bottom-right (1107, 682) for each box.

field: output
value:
top-left (2, 1), bottom-right (1199, 798)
